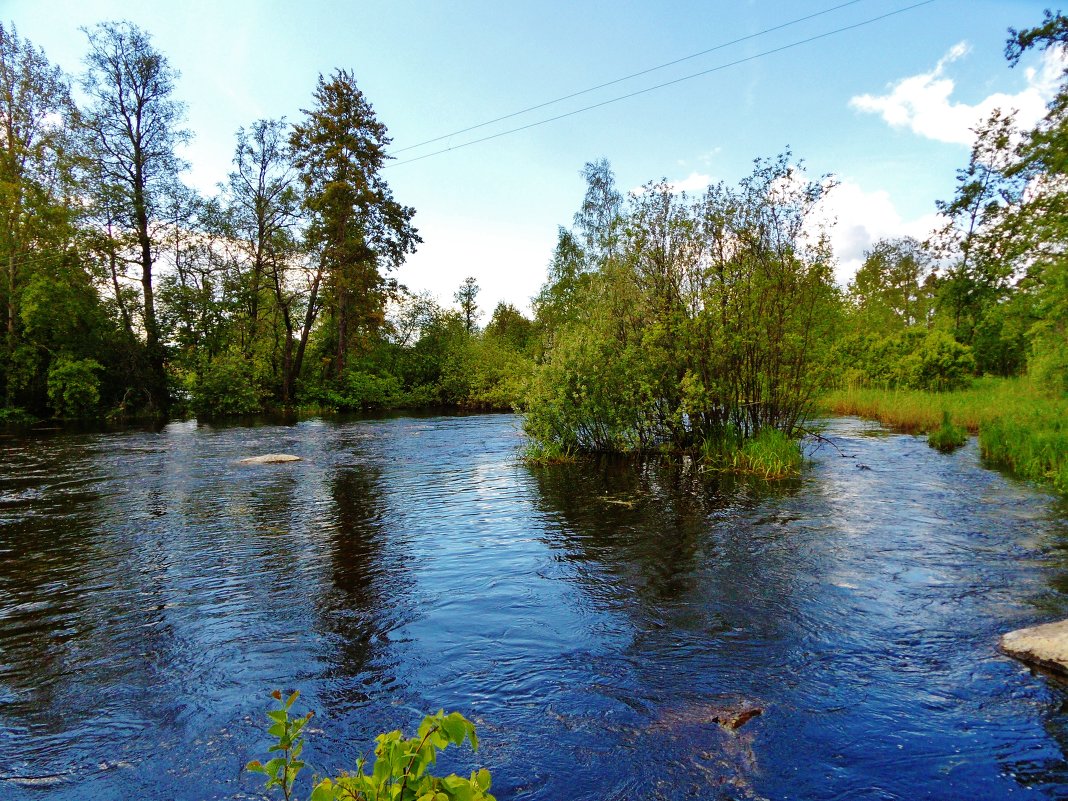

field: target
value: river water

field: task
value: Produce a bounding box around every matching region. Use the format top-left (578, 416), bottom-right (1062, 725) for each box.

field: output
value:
top-left (2, 414), bottom-right (1068, 800)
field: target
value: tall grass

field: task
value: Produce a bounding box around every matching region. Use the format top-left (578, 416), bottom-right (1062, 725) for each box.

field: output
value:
top-left (820, 377), bottom-right (1068, 495)
top-left (701, 427), bottom-right (803, 479)
top-left (981, 414), bottom-right (1068, 496)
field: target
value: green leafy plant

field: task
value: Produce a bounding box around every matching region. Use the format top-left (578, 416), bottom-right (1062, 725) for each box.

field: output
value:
top-left (246, 690), bottom-right (313, 801)
top-left (247, 691), bottom-right (495, 801)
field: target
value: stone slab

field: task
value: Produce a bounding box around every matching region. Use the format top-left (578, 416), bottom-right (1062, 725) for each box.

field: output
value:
top-left (999, 619), bottom-right (1068, 676)
top-left (238, 453), bottom-right (302, 464)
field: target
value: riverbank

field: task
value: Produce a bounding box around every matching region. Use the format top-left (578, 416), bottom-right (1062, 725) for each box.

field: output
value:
top-left (820, 378), bottom-right (1068, 495)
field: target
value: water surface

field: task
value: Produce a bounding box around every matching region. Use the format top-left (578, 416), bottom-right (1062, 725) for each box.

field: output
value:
top-left (2, 414), bottom-right (1068, 799)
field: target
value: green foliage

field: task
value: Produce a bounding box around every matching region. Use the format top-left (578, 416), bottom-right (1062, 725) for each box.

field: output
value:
top-left (527, 153), bottom-right (839, 458)
top-left (189, 352), bottom-right (266, 417)
top-left (1030, 339), bottom-right (1068, 396)
top-left (831, 329), bottom-right (974, 392)
top-left (927, 411), bottom-right (967, 452)
top-left (46, 356), bottom-right (102, 418)
top-left (247, 691), bottom-right (494, 801)
top-left (246, 690), bottom-right (312, 801)
top-left (847, 237), bottom-right (935, 333)
top-left (0, 406), bottom-right (37, 425)
top-left (898, 330), bottom-right (975, 391)
top-left (339, 368), bottom-right (403, 409)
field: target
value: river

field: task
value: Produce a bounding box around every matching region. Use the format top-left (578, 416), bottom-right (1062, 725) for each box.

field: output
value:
top-left (1, 414), bottom-right (1067, 799)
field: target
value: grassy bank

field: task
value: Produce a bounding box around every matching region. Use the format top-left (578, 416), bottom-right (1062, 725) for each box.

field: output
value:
top-left (820, 378), bottom-right (1068, 495)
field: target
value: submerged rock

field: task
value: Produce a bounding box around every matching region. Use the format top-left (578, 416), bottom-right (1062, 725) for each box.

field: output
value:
top-left (651, 700), bottom-right (764, 732)
top-left (238, 453), bottom-right (302, 464)
top-left (1000, 619), bottom-right (1068, 675)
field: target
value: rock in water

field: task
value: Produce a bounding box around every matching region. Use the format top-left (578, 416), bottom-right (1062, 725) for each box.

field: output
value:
top-left (238, 454), bottom-right (302, 464)
top-left (1000, 619), bottom-right (1068, 675)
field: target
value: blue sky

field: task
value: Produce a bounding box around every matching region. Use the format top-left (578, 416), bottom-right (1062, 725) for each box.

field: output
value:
top-left (3, 0), bottom-right (1060, 313)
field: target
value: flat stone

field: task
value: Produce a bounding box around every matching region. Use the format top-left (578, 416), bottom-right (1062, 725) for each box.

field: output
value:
top-left (238, 453), bottom-right (302, 464)
top-left (999, 619), bottom-right (1068, 675)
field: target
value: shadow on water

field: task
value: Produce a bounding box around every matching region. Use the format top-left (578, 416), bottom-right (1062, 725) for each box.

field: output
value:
top-left (520, 457), bottom-right (807, 797)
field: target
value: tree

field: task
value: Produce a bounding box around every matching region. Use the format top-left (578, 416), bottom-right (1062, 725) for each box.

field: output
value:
top-left (454, 276), bottom-right (480, 334)
top-left (485, 301), bottom-right (534, 353)
top-left (80, 20), bottom-right (189, 412)
top-left (0, 23), bottom-right (80, 405)
top-left (931, 109), bottom-right (1019, 346)
top-left (573, 158), bottom-right (623, 262)
top-left (290, 70), bottom-right (419, 379)
top-left (847, 237), bottom-right (935, 332)
top-left (223, 118), bottom-right (305, 404)
top-left (1003, 11), bottom-right (1068, 391)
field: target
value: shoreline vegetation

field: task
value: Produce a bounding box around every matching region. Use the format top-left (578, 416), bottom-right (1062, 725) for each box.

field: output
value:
top-left (1, 14), bottom-right (1066, 491)
top-left (821, 378), bottom-right (1068, 496)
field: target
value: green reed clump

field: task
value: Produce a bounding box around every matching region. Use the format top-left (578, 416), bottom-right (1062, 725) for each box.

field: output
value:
top-left (700, 427), bottom-right (802, 479)
top-left (521, 439), bottom-right (577, 465)
top-left (927, 411), bottom-right (967, 452)
top-left (247, 690), bottom-right (494, 801)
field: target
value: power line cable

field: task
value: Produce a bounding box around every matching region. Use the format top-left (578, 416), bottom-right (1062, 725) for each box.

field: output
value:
top-left (387, 0), bottom-right (938, 169)
top-left (390, 0), bottom-right (869, 155)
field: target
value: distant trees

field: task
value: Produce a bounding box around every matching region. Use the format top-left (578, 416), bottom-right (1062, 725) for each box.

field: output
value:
top-left (847, 237), bottom-right (935, 332)
top-left (0, 19), bottom-right (441, 419)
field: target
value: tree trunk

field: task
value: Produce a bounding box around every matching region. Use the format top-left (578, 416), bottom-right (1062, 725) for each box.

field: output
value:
top-left (291, 264), bottom-right (323, 403)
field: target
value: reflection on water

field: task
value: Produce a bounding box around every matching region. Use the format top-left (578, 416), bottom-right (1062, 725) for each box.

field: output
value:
top-left (2, 415), bottom-right (1068, 799)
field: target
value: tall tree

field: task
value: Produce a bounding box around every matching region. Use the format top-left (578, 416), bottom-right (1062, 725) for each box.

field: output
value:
top-left (223, 118), bottom-right (306, 402)
top-left (454, 276), bottom-right (480, 334)
top-left (80, 21), bottom-right (188, 412)
top-left (289, 70), bottom-right (419, 378)
top-left (1004, 11), bottom-right (1068, 390)
top-left (931, 109), bottom-right (1019, 345)
top-left (0, 23), bottom-right (79, 404)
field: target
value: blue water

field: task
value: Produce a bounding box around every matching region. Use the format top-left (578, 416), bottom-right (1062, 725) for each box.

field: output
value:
top-left (1, 414), bottom-right (1067, 799)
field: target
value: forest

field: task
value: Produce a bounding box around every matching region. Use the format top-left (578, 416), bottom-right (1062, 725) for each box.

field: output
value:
top-left (1, 15), bottom-right (1066, 489)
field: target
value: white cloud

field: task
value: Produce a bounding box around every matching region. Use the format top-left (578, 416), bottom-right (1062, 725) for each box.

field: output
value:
top-left (815, 179), bottom-right (944, 286)
top-left (667, 171), bottom-right (713, 193)
top-left (850, 41), bottom-right (1066, 146)
top-left (631, 170), bottom-right (713, 195)
top-left (395, 216), bottom-right (554, 315)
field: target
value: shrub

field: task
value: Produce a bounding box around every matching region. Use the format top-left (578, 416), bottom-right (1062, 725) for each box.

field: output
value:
top-left (192, 353), bottom-right (265, 417)
top-left (899, 331), bottom-right (975, 391)
top-left (339, 369), bottom-right (403, 409)
top-left (46, 356), bottom-right (102, 418)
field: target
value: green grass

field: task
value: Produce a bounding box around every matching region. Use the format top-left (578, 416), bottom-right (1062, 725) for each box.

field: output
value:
top-left (700, 427), bottom-right (803, 479)
top-left (521, 440), bottom-right (577, 465)
top-left (927, 411), bottom-right (967, 452)
top-left (820, 377), bottom-right (1068, 495)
